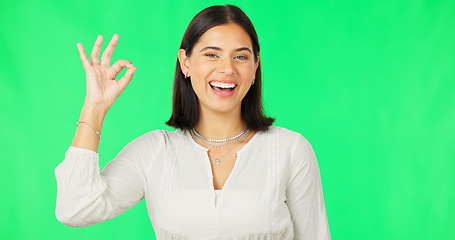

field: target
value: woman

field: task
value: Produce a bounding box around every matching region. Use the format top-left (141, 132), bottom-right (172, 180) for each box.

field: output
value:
top-left (55, 4), bottom-right (331, 239)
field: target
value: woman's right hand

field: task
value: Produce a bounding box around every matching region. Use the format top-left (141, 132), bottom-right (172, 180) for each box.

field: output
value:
top-left (77, 34), bottom-right (137, 112)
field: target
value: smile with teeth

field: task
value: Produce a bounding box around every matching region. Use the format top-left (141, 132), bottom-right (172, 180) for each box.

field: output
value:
top-left (209, 82), bottom-right (237, 92)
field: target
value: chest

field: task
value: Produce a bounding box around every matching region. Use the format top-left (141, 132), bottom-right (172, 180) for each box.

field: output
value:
top-left (148, 130), bottom-right (293, 237)
top-left (157, 142), bottom-right (288, 237)
top-left (208, 143), bottom-right (246, 190)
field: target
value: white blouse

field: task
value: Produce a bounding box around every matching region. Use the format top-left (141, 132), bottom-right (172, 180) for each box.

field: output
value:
top-left (55, 126), bottom-right (331, 239)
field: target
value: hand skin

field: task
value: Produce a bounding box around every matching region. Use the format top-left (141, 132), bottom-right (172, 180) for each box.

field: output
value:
top-left (71, 34), bottom-right (137, 153)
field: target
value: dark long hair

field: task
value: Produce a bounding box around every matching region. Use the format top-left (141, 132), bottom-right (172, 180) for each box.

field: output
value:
top-left (166, 4), bottom-right (274, 131)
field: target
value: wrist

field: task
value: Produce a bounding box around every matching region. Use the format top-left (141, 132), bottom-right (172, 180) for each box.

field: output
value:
top-left (79, 104), bottom-right (107, 131)
top-left (82, 101), bottom-right (109, 116)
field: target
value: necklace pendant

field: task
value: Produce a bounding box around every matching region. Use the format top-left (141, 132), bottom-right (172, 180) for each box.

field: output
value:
top-left (213, 159), bottom-right (221, 165)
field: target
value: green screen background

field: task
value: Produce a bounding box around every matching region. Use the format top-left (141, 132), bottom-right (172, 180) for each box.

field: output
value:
top-left (1, 0), bottom-right (454, 239)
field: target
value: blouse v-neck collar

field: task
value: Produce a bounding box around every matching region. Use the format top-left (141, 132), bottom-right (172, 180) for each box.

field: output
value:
top-left (182, 128), bottom-right (263, 155)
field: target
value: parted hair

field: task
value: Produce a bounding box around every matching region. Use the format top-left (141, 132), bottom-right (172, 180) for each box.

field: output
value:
top-left (166, 4), bottom-right (274, 131)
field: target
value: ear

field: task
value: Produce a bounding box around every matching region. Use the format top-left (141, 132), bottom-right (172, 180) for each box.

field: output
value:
top-left (178, 49), bottom-right (190, 77)
top-left (253, 56), bottom-right (260, 75)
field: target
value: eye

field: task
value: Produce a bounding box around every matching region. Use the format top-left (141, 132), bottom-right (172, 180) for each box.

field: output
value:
top-left (235, 55), bottom-right (248, 60)
top-left (204, 53), bottom-right (218, 58)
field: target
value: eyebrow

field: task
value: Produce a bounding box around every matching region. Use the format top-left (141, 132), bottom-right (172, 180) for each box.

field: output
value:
top-left (199, 46), bottom-right (252, 54)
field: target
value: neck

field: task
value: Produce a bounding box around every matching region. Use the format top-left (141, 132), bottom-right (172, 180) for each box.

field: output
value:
top-left (195, 106), bottom-right (245, 140)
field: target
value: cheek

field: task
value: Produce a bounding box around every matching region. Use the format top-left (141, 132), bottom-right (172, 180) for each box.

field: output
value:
top-left (190, 59), bottom-right (213, 77)
top-left (240, 64), bottom-right (256, 78)
top-left (249, 68), bottom-right (255, 77)
top-left (189, 79), bottom-right (206, 100)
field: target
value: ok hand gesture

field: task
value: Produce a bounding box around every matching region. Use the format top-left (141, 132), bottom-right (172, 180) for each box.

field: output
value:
top-left (77, 34), bottom-right (137, 112)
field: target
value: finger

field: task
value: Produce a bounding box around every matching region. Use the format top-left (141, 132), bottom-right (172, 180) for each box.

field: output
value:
top-left (101, 33), bottom-right (119, 65)
top-left (111, 59), bottom-right (134, 74)
top-left (76, 43), bottom-right (92, 69)
top-left (118, 66), bottom-right (137, 91)
top-left (90, 35), bottom-right (103, 64)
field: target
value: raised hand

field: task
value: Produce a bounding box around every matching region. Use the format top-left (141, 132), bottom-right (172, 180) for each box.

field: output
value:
top-left (76, 34), bottom-right (137, 112)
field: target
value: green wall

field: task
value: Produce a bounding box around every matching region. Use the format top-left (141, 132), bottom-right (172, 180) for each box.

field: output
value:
top-left (1, 0), bottom-right (454, 239)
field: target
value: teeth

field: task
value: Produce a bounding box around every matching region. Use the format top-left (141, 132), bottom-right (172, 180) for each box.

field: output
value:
top-left (210, 82), bottom-right (236, 88)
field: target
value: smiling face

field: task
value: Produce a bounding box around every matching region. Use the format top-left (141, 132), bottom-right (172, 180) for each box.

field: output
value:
top-left (178, 23), bottom-right (259, 116)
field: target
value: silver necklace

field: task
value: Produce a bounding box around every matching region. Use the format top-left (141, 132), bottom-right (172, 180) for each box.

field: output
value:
top-left (191, 129), bottom-right (250, 148)
top-left (191, 131), bottom-right (236, 148)
top-left (207, 130), bottom-right (250, 165)
top-left (192, 126), bottom-right (247, 143)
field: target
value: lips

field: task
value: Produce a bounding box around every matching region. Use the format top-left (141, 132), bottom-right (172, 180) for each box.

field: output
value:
top-left (209, 80), bottom-right (237, 97)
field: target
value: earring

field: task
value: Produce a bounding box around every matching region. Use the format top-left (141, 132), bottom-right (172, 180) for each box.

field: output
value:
top-left (252, 79), bottom-right (255, 85)
top-left (184, 72), bottom-right (187, 78)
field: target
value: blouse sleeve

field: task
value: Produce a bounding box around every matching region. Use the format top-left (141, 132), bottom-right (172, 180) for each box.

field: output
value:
top-left (286, 136), bottom-right (331, 239)
top-left (55, 137), bottom-right (148, 227)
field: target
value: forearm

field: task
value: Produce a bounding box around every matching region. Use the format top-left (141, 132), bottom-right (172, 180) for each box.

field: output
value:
top-left (71, 103), bottom-right (108, 153)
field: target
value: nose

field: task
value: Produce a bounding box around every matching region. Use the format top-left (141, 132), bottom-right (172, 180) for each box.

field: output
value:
top-left (217, 57), bottom-right (234, 76)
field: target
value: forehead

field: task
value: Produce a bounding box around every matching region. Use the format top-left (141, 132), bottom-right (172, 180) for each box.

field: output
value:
top-left (194, 23), bottom-right (253, 50)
